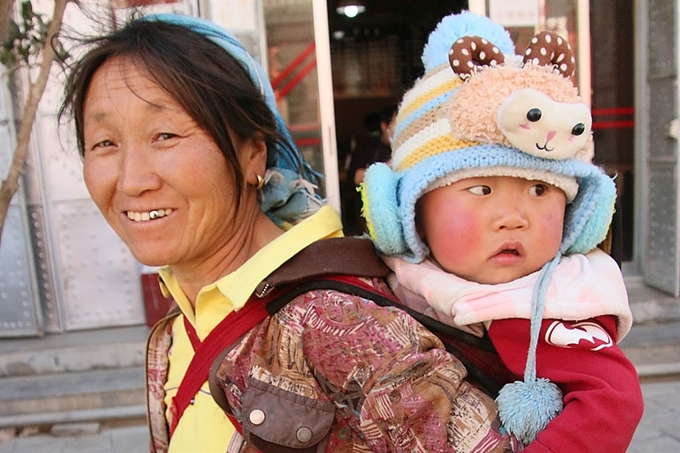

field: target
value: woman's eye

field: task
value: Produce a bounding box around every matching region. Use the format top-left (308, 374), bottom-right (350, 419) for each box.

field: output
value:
top-left (156, 133), bottom-right (177, 141)
top-left (468, 185), bottom-right (491, 195)
top-left (528, 184), bottom-right (547, 196)
top-left (91, 139), bottom-right (115, 150)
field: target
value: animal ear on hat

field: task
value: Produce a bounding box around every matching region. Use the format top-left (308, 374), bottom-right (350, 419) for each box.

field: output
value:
top-left (360, 163), bottom-right (407, 256)
top-left (448, 36), bottom-right (506, 79)
top-left (523, 31), bottom-right (576, 78)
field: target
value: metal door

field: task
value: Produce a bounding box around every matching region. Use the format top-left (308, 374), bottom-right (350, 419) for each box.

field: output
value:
top-left (0, 1), bottom-right (175, 336)
top-left (641, 0), bottom-right (679, 296)
top-left (0, 85), bottom-right (42, 337)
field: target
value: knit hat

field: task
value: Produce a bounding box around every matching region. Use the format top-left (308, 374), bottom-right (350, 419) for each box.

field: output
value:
top-left (144, 14), bottom-right (323, 227)
top-left (361, 11), bottom-right (617, 447)
top-left (362, 11), bottom-right (615, 264)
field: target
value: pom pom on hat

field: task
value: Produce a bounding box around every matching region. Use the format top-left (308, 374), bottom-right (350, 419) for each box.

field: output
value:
top-left (422, 11), bottom-right (516, 71)
top-left (495, 252), bottom-right (564, 446)
top-left (497, 378), bottom-right (564, 447)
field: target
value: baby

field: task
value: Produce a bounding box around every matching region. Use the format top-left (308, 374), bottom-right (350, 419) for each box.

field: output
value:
top-left (361, 12), bottom-right (643, 452)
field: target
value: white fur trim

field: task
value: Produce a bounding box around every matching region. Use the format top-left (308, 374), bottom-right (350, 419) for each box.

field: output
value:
top-left (423, 165), bottom-right (578, 202)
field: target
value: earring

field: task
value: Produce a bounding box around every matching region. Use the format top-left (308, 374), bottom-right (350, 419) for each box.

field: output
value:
top-left (256, 174), bottom-right (264, 190)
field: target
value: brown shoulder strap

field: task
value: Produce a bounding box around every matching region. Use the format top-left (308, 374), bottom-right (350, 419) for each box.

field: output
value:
top-left (207, 238), bottom-right (390, 416)
top-left (258, 237), bottom-right (389, 291)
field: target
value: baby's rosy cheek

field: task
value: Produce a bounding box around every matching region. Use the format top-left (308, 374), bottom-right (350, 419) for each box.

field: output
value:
top-left (441, 212), bottom-right (482, 256)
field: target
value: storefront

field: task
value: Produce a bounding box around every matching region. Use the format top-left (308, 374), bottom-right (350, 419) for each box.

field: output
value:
top-left (0, 0), bottom-right (677, 338)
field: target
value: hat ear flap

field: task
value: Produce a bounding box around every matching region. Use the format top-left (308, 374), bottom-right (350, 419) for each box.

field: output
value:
top-left (563, 171), bottom-right (617, 255)
top-left (360, 163), bottom-right (407, 255)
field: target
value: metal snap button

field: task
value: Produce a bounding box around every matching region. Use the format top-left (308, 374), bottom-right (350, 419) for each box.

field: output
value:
top-left (296, 426), bottom-right (313, 443)
top-left (249, 409), bottom-right (265, 425)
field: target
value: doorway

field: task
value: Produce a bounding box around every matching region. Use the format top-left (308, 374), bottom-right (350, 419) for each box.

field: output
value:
top-left (327, 0), bottom-right (467, 235)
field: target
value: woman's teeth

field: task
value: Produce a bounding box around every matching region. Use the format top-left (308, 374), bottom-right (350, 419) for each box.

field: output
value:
top-left (127, 209), bottom-right (173, 222)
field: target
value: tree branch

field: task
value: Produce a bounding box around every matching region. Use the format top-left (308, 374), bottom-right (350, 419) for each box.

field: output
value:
top-left (0, 0), bottom-right (13, 43)
top-left (0, 0), bottom-right (70, 239)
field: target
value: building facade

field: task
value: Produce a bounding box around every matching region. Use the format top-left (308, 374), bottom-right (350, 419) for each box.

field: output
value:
top-left (0, 0), bottom-right (677, 338)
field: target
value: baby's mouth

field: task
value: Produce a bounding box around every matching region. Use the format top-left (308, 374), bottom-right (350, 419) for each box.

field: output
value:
top-left (493, 242), bottom-right (524, 258)
top-left (126, 208), bottom-right (173, 222)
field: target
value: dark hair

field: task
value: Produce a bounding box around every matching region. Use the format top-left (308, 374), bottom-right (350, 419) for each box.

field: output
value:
top-left (363, 111), bottom-right (381, 134)
top-left (378, 103), bottom-right (398, 125)
top-left (59, 19), bottom-right (286, 201)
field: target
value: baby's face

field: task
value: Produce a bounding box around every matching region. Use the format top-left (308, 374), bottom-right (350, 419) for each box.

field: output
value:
top-left (417, 176), bottom-right (566, 284)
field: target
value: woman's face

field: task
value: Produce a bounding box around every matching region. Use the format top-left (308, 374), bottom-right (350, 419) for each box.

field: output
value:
top-left (82, 57), bottom-right (256, 267)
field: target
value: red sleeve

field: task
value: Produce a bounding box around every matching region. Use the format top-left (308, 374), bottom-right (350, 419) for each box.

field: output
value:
top-left (488, 316), bottom-right (643, 453)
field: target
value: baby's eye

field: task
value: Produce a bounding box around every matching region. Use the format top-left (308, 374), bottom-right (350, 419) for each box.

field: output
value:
top-left (528, 184), bottom-right (548, 196)
top-left (468, 185), bottom-right (491, 195)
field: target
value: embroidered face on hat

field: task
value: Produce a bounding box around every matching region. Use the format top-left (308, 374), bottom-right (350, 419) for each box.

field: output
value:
top-left (361, 11), bottom-right (616, 263)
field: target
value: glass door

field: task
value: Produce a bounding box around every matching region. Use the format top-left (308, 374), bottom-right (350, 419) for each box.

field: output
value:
top-left (263, 0), bottom-right (340, 209)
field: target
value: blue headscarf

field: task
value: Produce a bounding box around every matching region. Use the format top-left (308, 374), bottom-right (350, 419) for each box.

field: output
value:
top-left (143, 14), bottom-right (323, 226)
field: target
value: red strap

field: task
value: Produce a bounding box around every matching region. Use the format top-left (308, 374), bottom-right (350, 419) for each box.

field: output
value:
top-left (169, 275), bottom-right (396, 438)
top-left (169, 295), bottom-right (269, 437)
top-left (324, 275), bottom-right (397, 300)
top-left (226, 413), bottom-right (243, 435)
top-left (183, 316), bottom-right (202, 352)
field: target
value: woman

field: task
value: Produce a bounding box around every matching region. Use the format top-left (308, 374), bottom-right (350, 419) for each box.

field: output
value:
top-left (59, 14), bottom-right (510, 453)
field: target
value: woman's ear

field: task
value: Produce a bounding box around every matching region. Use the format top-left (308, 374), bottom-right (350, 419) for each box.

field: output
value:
top-left (242, 135), bottom-right (268, 186)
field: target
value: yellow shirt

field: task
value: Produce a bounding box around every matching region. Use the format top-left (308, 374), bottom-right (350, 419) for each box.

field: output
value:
top-left (160, 206), bottom-right (343, 453)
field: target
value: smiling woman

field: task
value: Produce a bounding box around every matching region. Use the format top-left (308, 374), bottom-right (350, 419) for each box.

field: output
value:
top-left (80, 56), bottom-right (257, 272)
top-left (57, 13), bottom-right (514, 453)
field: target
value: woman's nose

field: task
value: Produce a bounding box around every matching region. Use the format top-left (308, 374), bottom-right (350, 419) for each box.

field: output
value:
top-left (116, 146), bottom-right (161, 196)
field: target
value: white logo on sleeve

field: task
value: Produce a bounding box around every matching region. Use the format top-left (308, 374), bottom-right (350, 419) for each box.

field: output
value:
top-left (545, 321), bottom-right (613, 350)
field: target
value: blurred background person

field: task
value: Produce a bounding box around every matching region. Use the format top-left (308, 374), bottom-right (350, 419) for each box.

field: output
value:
top-left (342, 103), bottom-right (397, 235)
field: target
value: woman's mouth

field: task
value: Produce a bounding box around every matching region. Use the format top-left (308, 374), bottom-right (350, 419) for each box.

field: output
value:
top-left (126, 208), bottom-right (173, 222)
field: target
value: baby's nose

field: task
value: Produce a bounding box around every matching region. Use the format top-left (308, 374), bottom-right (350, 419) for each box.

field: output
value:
top-left (494, 204), bottom-right (529, 230)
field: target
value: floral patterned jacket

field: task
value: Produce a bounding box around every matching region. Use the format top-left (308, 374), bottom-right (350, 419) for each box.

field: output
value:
top-left (146, 238), bottom-right (512, 453)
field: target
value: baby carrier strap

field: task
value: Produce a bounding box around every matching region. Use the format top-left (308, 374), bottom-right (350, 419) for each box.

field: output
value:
top-left (259, 237), bottom-right (507, 396)
top-left (171, 238), bottom-right (392, 436)
top-left (175, 237), bottom-right (505, 437)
